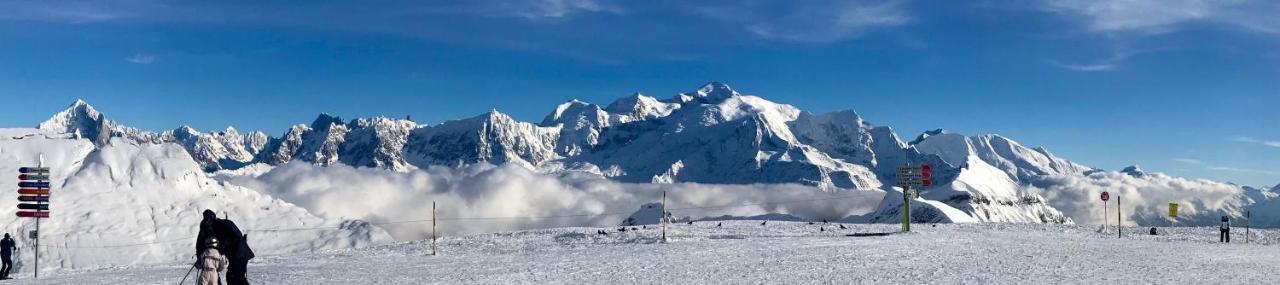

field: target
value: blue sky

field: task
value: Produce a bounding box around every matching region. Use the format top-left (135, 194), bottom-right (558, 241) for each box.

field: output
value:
top-left (0, 0), bottom-right (1277, 185)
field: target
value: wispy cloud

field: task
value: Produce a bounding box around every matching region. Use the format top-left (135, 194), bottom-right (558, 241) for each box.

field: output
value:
top-left (1046, 45), bottom-right (1154, 72)
top-left (1233, 136), bottom-right (1280, 148)
top-left (0, 0), bottom-right (154, 23)
top-left (690, 0), bottom-right (909, 43)
top-left (743, 0), bottom-right (910, 43)
top-left (1038, 0), bottom-right (1279, 35)
top-left (504, 0), bottom-right (623, 19)
top-left (1172, 158), bottom-right (1202, 165)
top-left (125, 54), bottom-right (155, 64)
top-left (1207, 166), bottom-right (1277, 175)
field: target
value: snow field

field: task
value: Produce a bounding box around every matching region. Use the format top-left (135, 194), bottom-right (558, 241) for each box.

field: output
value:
top-left (17, 221), bottom-right (1280, 284)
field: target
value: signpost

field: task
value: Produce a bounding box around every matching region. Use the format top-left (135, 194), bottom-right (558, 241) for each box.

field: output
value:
top-left (1101, 191), bottom-right (1110, 232)
top-left (895, 164), bottom-right (931, 233)
top-left (17, 161), bottom-right (50, 279)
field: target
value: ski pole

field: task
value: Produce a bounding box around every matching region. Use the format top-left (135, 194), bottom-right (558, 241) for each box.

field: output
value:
top-left (178, 255), bottom-right (198, 285)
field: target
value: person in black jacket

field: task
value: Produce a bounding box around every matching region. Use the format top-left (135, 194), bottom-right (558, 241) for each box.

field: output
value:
top-left (0, 233), bottom-right (14, 280)
top-left (197, 209), bottom-right (255, 285)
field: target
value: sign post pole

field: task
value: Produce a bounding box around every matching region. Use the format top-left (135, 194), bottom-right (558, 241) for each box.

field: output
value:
top-left (1117, 195), bottom-right (1122, 239)
top-left (1100, 191), bottom-right (1110, 234)
top-left (661, 191), bottom-right (667, 242)
top-left (895, 164), bottom-right (930, 233)
top-left (431, 201), bottom-right (437, 256)
top-left (902, 185), bottom-right (910, 233)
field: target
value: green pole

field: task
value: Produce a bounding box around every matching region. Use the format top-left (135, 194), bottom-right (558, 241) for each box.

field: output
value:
top-left (902, 185), bottom-right (910, 233)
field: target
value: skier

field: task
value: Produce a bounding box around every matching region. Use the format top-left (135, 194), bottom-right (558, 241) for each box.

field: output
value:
top-left (1220, 216), bottom-right (1231, 243)
top-left (716, 222), bottom-right (722, 228)
top-left (838, 224), bottom-right (847, 230)
top-left (197, 209), bottom-right (255, 285)
top-left (0, 233), bottom-right (14, 280)
top-left (197, 237), bottom-right (229, 285)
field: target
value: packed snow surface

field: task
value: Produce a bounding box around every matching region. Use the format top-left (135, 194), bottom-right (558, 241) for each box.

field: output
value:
top-left (14, 222), bottom-right (1280, 284)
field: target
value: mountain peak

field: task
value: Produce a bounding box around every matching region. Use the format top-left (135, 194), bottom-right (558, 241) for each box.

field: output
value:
top-left (1121, 165), bottom-right (1146, 177)
top-left (694, 82), bottom-right (737, 98)
top-left (310, 113), bottom-right (344, 130)
top-left (38, 99), bottom-right (108, 134)
top-left (909, 129), bottom-right (948, 145)
top-left (673, 82), bottom-right (738, 104)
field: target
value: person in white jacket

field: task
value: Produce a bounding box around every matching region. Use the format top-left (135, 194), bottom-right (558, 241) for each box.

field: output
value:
top-left (198, 237), bottom-right (230, 285)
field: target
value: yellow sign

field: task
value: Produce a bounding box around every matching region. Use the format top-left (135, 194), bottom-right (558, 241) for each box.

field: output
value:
top-left (1168, 203), bottom-right (1179, 217)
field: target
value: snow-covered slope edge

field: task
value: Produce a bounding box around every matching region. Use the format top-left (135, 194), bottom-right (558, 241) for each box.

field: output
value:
top-left (0, 129), bottom-right (393, 272)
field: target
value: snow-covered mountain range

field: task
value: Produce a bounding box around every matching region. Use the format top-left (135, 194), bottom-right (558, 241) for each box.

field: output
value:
top-left (30, 83), bottom-right (1280, 227)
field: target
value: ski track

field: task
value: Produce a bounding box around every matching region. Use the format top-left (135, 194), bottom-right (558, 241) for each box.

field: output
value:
top-left (11, 221), bottom-right (1280, 284)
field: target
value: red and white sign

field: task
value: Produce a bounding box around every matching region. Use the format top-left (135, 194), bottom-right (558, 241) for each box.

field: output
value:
top-left (1100, 191), bottom-right (1110, 202)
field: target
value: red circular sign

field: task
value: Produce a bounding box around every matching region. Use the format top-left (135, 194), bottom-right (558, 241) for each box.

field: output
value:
top-left (1100, 191), bottom-right (1110, 202)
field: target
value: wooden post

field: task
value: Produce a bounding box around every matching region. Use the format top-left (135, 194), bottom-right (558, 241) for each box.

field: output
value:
top-left (661, 191), bottom-right (667, 243)
top-left (431, 201), bottom-right (437, 256)
top-left (1246, 211), bottom-right (1250, 244)
top-left (1117, 195), bottom-right (1122, 239)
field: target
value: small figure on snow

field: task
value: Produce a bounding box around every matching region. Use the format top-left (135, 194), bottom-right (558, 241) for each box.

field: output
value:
top-left (716, 222), bottom-right (722, 228)
top-left (838, 224), bottom-right (847, 230)
top-left (0, 233), bottom-right (14, 280)
top-left (760, 221), bottom-right (767, 226)
top-left (197, 237), bottom-right (229, 285)
top-left (687, 221), bottom-right (693, 225)
top-left (1220, 216), bottom-right (1231, 243)
top-left (618, 227), bottom-right (627, 232)
top-left (820, 227), bottom-right (825, 232)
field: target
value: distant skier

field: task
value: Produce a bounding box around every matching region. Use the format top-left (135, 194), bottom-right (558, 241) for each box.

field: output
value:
top-left (0, 233), bottom-right (14, 280)
top-left (760, 221), bottom-right (767, 226)
top-left (197, 237), bottom-right (229, 285)
top-left (838, 224), bottom-right (847, 230)
top-left (197, 209), bottom-right (255, 285)
top-left (716, 222), bottom-right (722, 228)
top-left (1220, 216), bottom-right (1231, 243)
top-left (687, 221), bottom-right (693, 225)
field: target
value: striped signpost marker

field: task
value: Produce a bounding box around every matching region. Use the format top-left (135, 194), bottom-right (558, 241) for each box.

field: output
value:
top-left (17, 163), bottom-right (51, 278)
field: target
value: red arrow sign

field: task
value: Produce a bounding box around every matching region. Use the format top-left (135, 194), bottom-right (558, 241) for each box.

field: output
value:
top-left (16, 211), bottom-right (49, 218)
top-left (18, 189), bottom-right (50, 195)
top-left (920, 164), bottom-right (931, 173)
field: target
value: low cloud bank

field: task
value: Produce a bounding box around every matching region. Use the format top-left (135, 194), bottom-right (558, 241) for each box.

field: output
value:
top-left (1032, 171), bottom-right (1247, 226)
top-left (219, 163), bottom-right (885, 240)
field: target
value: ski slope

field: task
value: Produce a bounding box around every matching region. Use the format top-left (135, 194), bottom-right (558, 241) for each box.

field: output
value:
top-left (14, 222), bottom-right (1280, 284)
